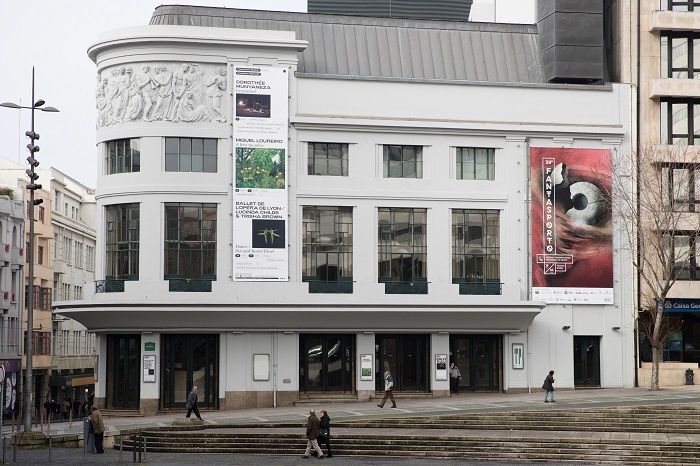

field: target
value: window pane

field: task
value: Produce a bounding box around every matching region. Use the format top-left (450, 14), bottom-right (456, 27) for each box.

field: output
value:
top-left (662, 36), bottom-right (669, 78)
top-left (203, 139), bottom-right (217, 155)
top-left (165, 153), bottom-right (178, 171)
top-left (672, 38), bottom-right (689, 78)
top-left (180, 154), bottom-right (191, 172)
top-left (661, 102), bottom-right (669, 144)
top-left (165, 138), bottom-right (178, 154)
top-left (203, 155), bottom-right (217, 173)
top-left (191, 153), bottom-right (203, 172)
top-left (192, 138), bottom-right (204, 156)
top-left (179, 138), bottom-right (191, 155)
top-left (672, 103), bottom-right (689, 138)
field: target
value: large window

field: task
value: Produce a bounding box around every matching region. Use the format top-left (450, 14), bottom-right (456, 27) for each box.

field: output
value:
top-left (164, 203), bottom-right (217, 284)
top-left (308, 143), bottom-right (349, 176)
top-left (662, 164), bottom-right (700, 211)
top-left (456, 148), bottom-right (495, 180)
top-left (383, 145), bottom-right (423, 178)
top-left (165, 138), bottom-right (217, 173)
top-left (665, 232), bottom-right (700, 280)
top-left (661, 34), bottom-right (700, 79)
top-left (664, 0), bottom-right (700, 11)
top-left (661, 100), bottom-right (700, 145)
top-left (105, 203), bottom-right (140, 280)
top-left (452, 209), bottom-right (500, 294)
top-left (106, 138), bottom-right (140, 174)
top-left (302, 206), bottom-right (353, 293)
top-left (378, 208), bottom-right (427, 293)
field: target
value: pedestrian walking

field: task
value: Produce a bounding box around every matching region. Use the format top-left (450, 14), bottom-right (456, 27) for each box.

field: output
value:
top-left (90, 406), bottom-right (105, 454)
top-left (301, 409), bottom-right (325, 459)
top-left (449, 362), bottom-right (462, 394)
top-left (377, 369), bottom-right (397, 408)
top-left (542, 370), bottom-right (556, 403)
top-left (185, 385), bottom-right (203, 421)
top-left (73, 399), bottom-right (81, 419)
top-left (318, 410), bottom-right (332, 458)
top-left (62, 398), bottom-right (71, 420)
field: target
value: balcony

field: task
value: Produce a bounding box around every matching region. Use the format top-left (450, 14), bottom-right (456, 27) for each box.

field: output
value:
top-left (650, 78), bottom-right (700, 100)
top-left (95, 279), bottom-right (125, 293)
top-left (453, 279), bottom-right (503, 295)
top-left (650, 10), bottom-right (700, 32)
top-left (167, 278), bottom-right (213, 292)
top-left (303, 277), bottom-right (354, 294)
top-left (380, 278), bottom-right (428, 295)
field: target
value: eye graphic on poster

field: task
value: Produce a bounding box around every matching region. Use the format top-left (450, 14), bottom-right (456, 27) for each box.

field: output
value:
top-left (530, 148), bottom-right (614, 304)
top-left (236, 93), bottom-right (271, 118)
top-left (235, 147), bottom-right (286, 189)
top-left (252, 219), bottom-right (286, 249)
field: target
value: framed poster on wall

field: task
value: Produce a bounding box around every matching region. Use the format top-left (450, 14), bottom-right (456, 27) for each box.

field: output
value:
top-left (253, 354), bottom-right (270, 381)
top-left (143, 355), bottom-right (156, 383)
top-left (360, 354), bottom-right (373, 381)
top-left (435, 354), bottom-right (448, 381)
top-left (512, 343), bottom-right (525, 370)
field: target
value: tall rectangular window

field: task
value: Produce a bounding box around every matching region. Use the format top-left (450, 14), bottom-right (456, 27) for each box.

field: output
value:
top-left (39, 206), bottom-right (45, 223)
top-left (456, 148), bottom-right (495, 180)
top-left (106, 138), bottom-right (140, 174)
top-left (308, 143), bottom-right (349, 176)
top-left (664, 232), bottom-right (699, 280)
top-left (164, 203), bottom-right (217, 281)
top-left (302, 206), bottom-right (353, 293)
top-left (661, 34), bottom-right (700, 79)
top-left (452, 209), bottom-right (500, 294)
top-left (383, 145), bottom-right (423, 178)
top-left (105, 203), bottom-right (140, 280)
top-left (165, 138), bottom-right (217, 173)
top-left (662, 164), bottom-right (700, 211)
top-left (378, 207), bottom-right (427, 293)
top-left (86, 245), bottom-right (95, 271)
top-left (75, 241), bottom-right (83, 268)
top-left (37, 245), bottom-right (43, 265)
top-left (660, 100), bottom-right (700, 144)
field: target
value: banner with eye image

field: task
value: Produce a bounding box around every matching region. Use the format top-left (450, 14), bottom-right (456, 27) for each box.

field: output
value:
top-left (530, 147), bottom-right (613, 304)
top-left (232, 65), bottom-right (289, 281)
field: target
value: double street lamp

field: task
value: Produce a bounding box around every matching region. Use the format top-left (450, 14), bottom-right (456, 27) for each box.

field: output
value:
top-left (1, 66), bottom-right (59, 432)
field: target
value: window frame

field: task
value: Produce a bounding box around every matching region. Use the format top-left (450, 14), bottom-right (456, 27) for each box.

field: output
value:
top-left (451, 209), bottom-right (500, 284)
top-left (105, 203), bottom-right (140, 281)
top-left (456, 147), bottom-right (496, 180)
top-left (105, 138), bottom-right (141, 175)
top-left (661, 33), bottom-right (700, 79)
top-left (377, 207), bottom-right (427, 283)
top-left (308, 143), bottom-right (349, 177)
top-left (665, 0), bottom-right (700, 11)
top-left (165, 137), bottom-right (218, 173)
top-left (660, 98), bottom-right (700, 145)
top-left (163, 202), bottom-right (217, 281)
top-left (302, 206), bottom-right (353, 283)
top-left (664, 231), bottom-right (700, 280)
top-left (382, 145), bottom-right (423, 179)
top-left (662, 163), bottom-right (700, 211)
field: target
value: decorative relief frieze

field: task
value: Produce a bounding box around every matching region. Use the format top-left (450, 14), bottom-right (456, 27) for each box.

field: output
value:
top-left (96, 63), bottom-right (227, 127)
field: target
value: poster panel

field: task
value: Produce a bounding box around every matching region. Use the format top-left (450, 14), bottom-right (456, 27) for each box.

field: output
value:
top-left (360, 354), bottom-right (373, 381)
top-left (435, 354), bottom-right (448, 381)
top-left (530, 147), bottom-right (613, 304)
top-left (143, 355), bottom-right (156, 383)
top-left (232, 66), bottom-right (289, 281)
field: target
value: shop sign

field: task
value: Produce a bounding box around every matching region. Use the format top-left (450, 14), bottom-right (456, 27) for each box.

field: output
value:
top-left (144, 342), bottom-right (156, 352)
top-left (232, 65), bottom-right (289, 281)
top-left (664, 298), bottom-right (700, 313)
top-left (530, 147), bottom-right (614, 304)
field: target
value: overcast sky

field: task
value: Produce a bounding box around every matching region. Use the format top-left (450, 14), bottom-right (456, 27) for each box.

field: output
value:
top-left (0, 0), bottom-right (533, 187)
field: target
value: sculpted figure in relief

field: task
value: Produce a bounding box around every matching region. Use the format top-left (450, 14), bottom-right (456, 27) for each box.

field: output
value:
top-left (95, 62), bottom-right (227, 127)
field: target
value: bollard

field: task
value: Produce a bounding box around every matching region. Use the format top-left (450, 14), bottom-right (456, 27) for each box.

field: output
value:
top-left (143, 435), bottom-right (147, 461)
top-left (138, 433), bottom-right (142, 463)
top-left (48, 435), bottom-right (52, 463)
top-left (2, 436), bottom-right (5, 465)
top-left (119, 433), bottom-right (123, 463)
top-left (132, 434), bottom-right (136, 463)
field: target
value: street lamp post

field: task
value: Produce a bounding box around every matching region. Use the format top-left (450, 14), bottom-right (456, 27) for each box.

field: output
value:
top-left (1, 66), bottom-right (59, 432)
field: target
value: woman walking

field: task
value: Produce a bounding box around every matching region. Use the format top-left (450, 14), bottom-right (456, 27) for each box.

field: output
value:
top-left (318, 410), bottom-right (332, 458)
top-left (543, 370), bottom-right (556, 403)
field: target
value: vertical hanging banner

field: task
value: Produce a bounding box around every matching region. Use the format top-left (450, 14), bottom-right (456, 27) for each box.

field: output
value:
top-left (232, 66), bottom-right (289, 281)
top-left (530, 148), bottom-right (613, 304)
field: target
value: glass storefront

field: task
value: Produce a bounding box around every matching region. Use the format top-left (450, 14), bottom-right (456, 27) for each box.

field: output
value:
top-left (375, 334), bottom-right (429, 392)
top-left (161, 334), bottom-right (218, 409)
top-left (299, 334), bottom-right (354, 392)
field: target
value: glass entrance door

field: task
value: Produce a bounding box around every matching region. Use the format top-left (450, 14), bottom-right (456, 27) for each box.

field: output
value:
top-left (161, 334), bottom-right (218, 409)
top-left (107, 334), bottom-right (140, 409)
top-left (375, 334), bottom-right (429, 392)
top-left (449, 335), bottom-right (500, 391)
top-left (574, 336), bottom-right (601, 387)
top-left (300, 334), bottom-right (354, 392)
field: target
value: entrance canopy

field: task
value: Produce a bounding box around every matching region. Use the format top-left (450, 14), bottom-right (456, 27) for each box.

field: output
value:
top-left (55, 302), bottom-right (542, 333)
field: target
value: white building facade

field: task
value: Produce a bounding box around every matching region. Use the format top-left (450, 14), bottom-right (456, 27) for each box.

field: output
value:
top-left (56, 7), bottom-right (635, 415)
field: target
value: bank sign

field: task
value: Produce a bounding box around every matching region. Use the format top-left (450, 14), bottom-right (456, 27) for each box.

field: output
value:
top-left (664, 298), bottom-right (700, 314)
top-left (530, 147), bottom-right (614, 304)
top-left (232, 66), bottom-right (289, 281)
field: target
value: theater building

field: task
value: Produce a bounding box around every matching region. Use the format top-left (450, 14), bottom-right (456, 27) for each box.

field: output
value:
top-left (55, 5), bottom-right (635, 414)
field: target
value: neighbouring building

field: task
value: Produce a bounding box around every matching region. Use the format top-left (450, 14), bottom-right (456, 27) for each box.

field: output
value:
top-left (0, 180), bottom-right (24, 419)
top-left (50, 168), bottom-right (96, 407)
top-left (55, 5), bottom-right (634, 415)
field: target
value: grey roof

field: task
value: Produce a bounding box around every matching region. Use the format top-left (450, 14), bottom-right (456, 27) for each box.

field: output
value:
top-left (150, 5), bottom-right (543, 84)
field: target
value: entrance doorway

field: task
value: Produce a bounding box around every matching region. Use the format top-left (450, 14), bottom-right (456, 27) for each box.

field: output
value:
top-left (449, 335), bottom-right (501, 392)
top-left (107, 334), bottom-right (140, 409)
top-left (574, 336), bottom-right (601, 387)
top-left (299, 334), bottom-right (354, 392)
top-left (375, 334), bottom-right (429, 392)
top-left (161, 334), bottom-right (219, 409)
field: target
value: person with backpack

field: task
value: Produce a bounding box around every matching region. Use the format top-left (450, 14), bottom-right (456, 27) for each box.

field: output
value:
top-left (377, 369), bottom-right (397, 408)
top-left (317, 410), bottom-right (332, 458)
top-left (543, 370), bottom-right (556, 403)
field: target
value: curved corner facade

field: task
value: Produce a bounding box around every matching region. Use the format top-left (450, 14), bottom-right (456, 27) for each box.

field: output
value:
top-left (56, 10), bottom-right (635, 414)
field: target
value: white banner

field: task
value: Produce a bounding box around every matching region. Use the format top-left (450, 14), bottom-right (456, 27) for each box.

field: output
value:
top-left (232, 66), bottom-right (289, 281)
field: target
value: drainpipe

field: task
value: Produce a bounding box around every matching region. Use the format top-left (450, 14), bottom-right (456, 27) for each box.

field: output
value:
top-left (634, 0), bottom-right (642, 389)
top-left (273, 332), bottom-right (278, 408)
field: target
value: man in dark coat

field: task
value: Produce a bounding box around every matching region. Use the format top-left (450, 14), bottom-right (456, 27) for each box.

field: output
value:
top-left (185, 385), bottom-right (203, 420)
top-left (377, 370), bottom-right (397, 408)
top-left (301, 409), bottom-right (325, 459)
top-left (317, 410), bottom-right (332, 458)
top-left (543, 370), bottom-right (556, 403)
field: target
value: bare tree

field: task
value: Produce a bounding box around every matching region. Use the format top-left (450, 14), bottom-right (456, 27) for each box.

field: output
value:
top-left (601, 144), bottom-right (698, 390)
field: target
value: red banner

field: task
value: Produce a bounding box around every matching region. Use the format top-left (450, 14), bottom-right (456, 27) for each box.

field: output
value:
top-left (530, 147), bottom-right (613, 304)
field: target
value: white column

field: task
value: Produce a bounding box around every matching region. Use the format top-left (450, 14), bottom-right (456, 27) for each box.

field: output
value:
top-left (96, 334), bottom-right (107, 405)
